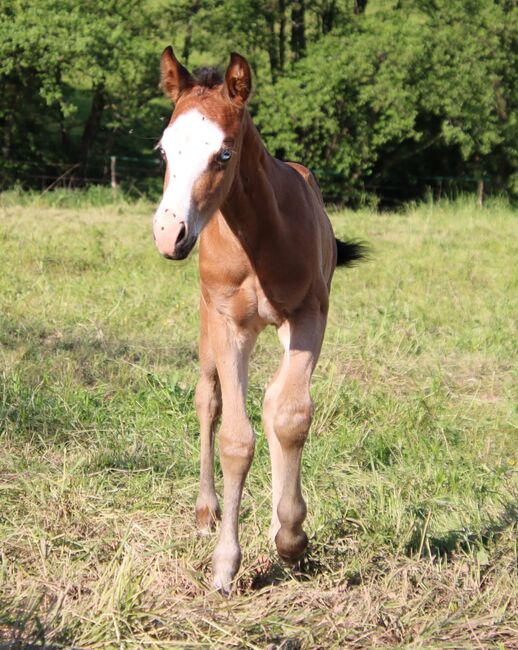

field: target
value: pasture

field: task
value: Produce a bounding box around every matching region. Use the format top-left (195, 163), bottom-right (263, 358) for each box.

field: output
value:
top-left (1, 193), bottom-right (517, 648)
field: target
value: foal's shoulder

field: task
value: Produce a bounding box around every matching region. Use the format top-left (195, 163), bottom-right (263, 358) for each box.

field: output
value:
top-left (284, 161), bottom-right (325, 207)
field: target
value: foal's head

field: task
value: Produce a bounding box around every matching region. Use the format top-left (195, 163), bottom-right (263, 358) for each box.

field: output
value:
top-left (153, 46), bottom-right (252, 260)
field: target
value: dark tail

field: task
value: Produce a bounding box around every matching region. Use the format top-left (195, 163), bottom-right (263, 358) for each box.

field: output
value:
top-left (335, 238), bottom-right (368, 268)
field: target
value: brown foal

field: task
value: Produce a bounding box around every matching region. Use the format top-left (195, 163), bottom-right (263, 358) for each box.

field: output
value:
top-left (153, 46), bottom-right (364, 594)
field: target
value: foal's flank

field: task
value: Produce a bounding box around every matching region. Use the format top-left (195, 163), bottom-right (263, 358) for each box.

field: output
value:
top-left (153, 45), bottom-right (366, 594)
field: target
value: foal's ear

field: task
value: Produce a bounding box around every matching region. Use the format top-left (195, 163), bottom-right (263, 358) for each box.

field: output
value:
top-left (160, 45), bottom-right (194, 103)
top-left (224, 52), bottom-right (252, 106)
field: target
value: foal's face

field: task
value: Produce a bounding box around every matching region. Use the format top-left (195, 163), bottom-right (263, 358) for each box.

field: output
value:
top-left (153, 48), bottom-right (251, 260)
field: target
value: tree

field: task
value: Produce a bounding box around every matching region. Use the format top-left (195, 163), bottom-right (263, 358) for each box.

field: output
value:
top-left (1, 0), bottom-right (517, 202)
top-left (408, 0), bottom-right (518, 201)
top-left (256, 0), bottom-right (518, 203)
top-left (256, 13), bottom-right (422, 202)
top-left (0, 0), bottom-right (162, 185)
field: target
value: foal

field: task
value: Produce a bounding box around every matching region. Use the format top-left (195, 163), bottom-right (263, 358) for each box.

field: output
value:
top-left (153, 47), bottom-right (364, 593)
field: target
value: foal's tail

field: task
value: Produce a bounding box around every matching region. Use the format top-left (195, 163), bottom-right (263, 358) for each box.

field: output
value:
top-left (335, 238), bottom-right (369, 268)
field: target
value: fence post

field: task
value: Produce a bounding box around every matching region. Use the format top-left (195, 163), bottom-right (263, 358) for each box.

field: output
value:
top-left (476, 179), bottom-right (484, 208)
top-left (110, 156), bottom-right (118, 192)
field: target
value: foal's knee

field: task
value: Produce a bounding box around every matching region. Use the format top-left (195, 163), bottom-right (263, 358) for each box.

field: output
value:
top-left (274, 393), bottom-right (314, 448)
top-left (195, 372), bottom-right (221, 420)
top-left (219, 421), bottom-right (255, 474)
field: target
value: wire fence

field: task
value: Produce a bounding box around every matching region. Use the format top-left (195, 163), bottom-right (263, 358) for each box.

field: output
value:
top-left (2, 154), bottom-right (496, 206)
top-left (2, 155), bottom-right (162, 194)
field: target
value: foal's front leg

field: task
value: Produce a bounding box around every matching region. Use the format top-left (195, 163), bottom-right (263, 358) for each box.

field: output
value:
top-left (208, 308), bottom-right (256, 594)
top-left (195, 299), bottom-right (222, 532)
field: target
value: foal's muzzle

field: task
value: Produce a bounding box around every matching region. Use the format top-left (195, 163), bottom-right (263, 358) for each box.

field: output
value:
top-left (153, 218), bottom-right (197, 260)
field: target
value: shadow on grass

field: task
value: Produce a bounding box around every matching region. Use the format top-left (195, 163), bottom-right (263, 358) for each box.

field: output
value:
top-left (249, 549), bottom-right (331, 591)
top-left (1, 315), bottom-right (198, 448)
top-left (250, 500), bottom-right (518, 592)
top-left (0, 597), bottom-right (79, 650)
top-left (0, 314), bottom-right (197, 368)
top-left (406, 500), bottom-right (518, 561)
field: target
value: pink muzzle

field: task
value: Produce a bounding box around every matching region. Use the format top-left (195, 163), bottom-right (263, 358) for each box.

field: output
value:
top-left (153, 218), bottom-right (187, 259)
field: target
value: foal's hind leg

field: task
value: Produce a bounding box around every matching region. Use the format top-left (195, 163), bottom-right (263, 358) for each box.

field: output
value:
top-left (195, 298), bottom-right (222, 532)
top-left (267, 309), bottom-right (326, 564)
top-left (263, 322), bottom-right (290, 542)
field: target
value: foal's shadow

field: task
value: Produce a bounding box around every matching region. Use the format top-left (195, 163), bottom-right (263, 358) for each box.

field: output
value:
top-left (249, 499), bottom-right (518, 592)
top-left (248, 548), bottom-right (324, 591)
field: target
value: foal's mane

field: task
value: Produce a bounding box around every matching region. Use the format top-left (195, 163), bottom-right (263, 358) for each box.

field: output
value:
top-left (192, 66), bottom-right (223, 89)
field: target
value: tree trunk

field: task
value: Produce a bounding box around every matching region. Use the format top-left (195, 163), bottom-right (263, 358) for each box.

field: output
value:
top-left (279, 0), bottom-right (286, 70)
top-left (322, 0), bottom-right (337, 34)
top-left (354, 0), bottom-right (368, 14)
top-left (477, 179), bottom-right (484, 207)
top-left (182, 0), bottom-right (200, 64)
top-left (290, 0), bottom-right (306, 62)
top-left (55, 69), bottom-right (72, 160)
top-left (80, 82), bottom-right (105, 178)
top-left (265, 7), bottom-right (279, 83)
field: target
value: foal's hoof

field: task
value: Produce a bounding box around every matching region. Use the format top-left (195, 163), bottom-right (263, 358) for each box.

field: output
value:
top-left (212, 544), bottom-right (241, 596)
top-left (213, 574), bottom-right (233, 597)
top-left (195, 501), bottom-right (221, 534)
top-left (275, 527), bottom-right (308, 565)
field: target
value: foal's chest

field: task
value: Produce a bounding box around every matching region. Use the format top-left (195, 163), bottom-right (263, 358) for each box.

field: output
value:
top-left (199, 218), bottom-right (285, 329)
top-left (202, 274), bottom-right (283, 330)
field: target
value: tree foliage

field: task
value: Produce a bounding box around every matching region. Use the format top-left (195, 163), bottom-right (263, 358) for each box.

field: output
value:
top-left (1, 0), bottom-right (161, 183)
top-left (256, 0), bottom-right (518, 201)
top-left (1, 0), bottom-right (517, 202)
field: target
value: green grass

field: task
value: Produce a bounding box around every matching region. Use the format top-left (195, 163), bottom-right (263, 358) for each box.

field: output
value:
top-left (1, 194), bottom-right (517, 648)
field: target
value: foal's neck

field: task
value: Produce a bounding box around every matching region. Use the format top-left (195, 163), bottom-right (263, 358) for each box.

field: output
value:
top-left (220, 113), bottom-right (277, 256)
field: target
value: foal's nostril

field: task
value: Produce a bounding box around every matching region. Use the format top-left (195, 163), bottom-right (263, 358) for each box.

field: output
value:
top-left (177, 222), bottom-right (187, 245)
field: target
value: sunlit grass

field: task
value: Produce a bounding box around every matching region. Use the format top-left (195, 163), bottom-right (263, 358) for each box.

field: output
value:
top-left (1, 195), bottom-right (517, 648)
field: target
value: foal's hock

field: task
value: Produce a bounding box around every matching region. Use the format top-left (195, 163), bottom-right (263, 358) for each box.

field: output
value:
top-left (152, 46), bottom-right (365, 594)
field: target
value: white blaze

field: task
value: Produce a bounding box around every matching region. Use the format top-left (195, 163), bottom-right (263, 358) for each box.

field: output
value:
top-left (156, 109), bottom-right (224, 234)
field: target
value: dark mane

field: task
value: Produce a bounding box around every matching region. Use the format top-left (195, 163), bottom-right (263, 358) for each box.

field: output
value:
top-left (192, 66), bottom-right (223, 89)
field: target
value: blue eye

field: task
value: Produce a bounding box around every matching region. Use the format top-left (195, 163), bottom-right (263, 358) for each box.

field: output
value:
top-left (218, 149), bottom-right (233, 163)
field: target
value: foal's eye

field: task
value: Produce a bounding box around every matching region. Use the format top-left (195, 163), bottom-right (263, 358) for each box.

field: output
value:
top-left (217, 149), bottom-right (233, 163)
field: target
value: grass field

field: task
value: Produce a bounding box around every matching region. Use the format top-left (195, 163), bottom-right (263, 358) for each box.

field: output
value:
top-left (1, 193), bottom-right (517, 648)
